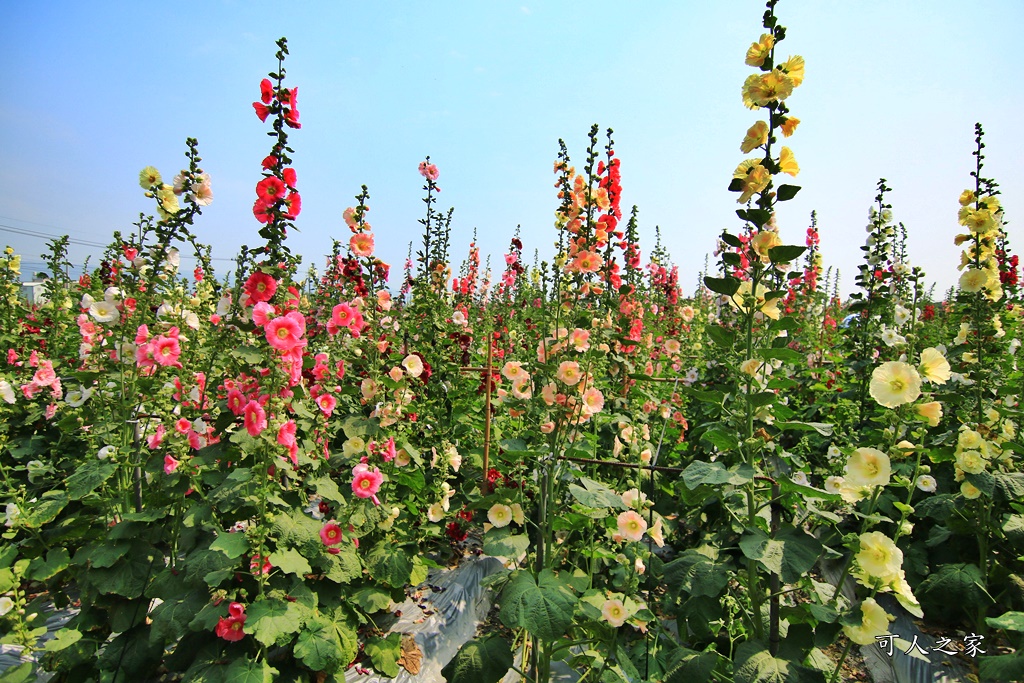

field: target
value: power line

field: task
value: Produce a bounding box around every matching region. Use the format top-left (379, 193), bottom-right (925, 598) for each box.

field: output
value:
top-left (0, 222), bottom-right (238, 262)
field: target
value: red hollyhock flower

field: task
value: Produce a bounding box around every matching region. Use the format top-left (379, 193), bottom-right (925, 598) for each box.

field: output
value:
top-left (256, 176), bottom-right (286, 204)
top-left (215, 602), bottom-right (247, 642)
top-left (244, 400), bottom-right (267, 437)
top-left (262, 155), bottom-right (278, 170)
top-left (283, 191), bottom-right (301, 219)
top-left (252, 102), bottom-right (270, 122)
top-left (283, 167), bottom-right (297, 188)
top-left (320, 521), bottom-right (343, 546)
top-left (259, 78), bottom-right (274, 104)
top-left (243, 271), bottom-right (278, 305)
top-left (253, 199), bottom-right (272, 224)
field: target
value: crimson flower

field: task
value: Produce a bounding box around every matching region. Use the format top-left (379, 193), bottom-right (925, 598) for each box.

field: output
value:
top-left (243, 271), bottom-right (278, 305)
top-left (283, 167), bottom-right (297, 188)
top-left (256, 176), bottom-right (286, 204)
top-left (253, 199), bottom-right (272, 224)
top-left (252, 102), bottom-right (270, 122)
top-left (283, 191), bottom-right (301, 219)
top-left (259, 78), bottom-right (274, 104)
top-left (215, 602), bottom-right (247, 642)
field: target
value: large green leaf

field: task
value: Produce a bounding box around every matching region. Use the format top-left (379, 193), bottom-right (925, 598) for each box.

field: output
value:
top-left (66, 460), bottom-right (117, 500)
top-left (979, 652), bottom-right (1024, 683)
top-left (662, 549), bottom-right (732, 598)
top-left (28, 547), bottom-right (69, 581)
top-left (740, 525), bottom-right (822, 584)
top-left (294, 614), bottom-right (346, 672)
top-left (700, 426), bottom-right (740, 452)
top-left (0, 663), bottom-right (34, 683)
top-left (149, 590), bottom-right (209, 644)
top-left (917, 563), bottom-right (989, 607)
top-left (665, 650), bottom-right (719, 683)
top-left (247, 598), bottom-right (307, 647)
top-left (351, 586), bottom-right (393, 613)
top-left (97, 626), bottom-right (163, 679)
top-left (210, 532), bottom-right (249, 560)
top-left (568, 477), bottom-right (627, 510)
top-left (21, 490), bottom-right (68, 528)
top-left (703, 275), bottom-right (741, 297)
top-left (498, 569), bottom-right (576, 641)
top-left (683, 461), bottom-right (754, 488)
top-left (987, 611), bottom-right (1024, 632)
top-left (365, 633), bottom-right (402, 678)
top-left (317, 543), bottom-right (361, 584)
top-left (994, 473), bottom-right (1024, 504)
top-left (272, 509), bottom-right (324, 556)
top-left (441, 636), bottom-right (513, 683)
top-left (269, 548), bottom-right (311, 577)
top-left (734, 641), bottom-right (825, 683)
top-left (223, 658), bottom-right (278, 683)
top-left (366, 541), bottom-right (412, 587)
top-left (42, 628), bottom-right (82, 653)
top-left (88, 545), bottom-right (159, 597)
top-left (483, 526), bottom-right (532, 558)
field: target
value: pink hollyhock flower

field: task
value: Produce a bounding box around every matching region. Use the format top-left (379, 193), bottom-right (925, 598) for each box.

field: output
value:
top-left (351, 463), bottom-right (384, 503)
top-left (164, 454), bottom-right (180, 475)
top-left (45, 403), bottom-right (57, 420)
top-left (283, 167), bottom-right (297, 188)
top-left (331, 303), bottom-right (356, 330)
top-left (32, 360), bottom-right (56, 387)
top-left (261, 155), bottom-right (278, 170)
top-left (250, 554), bottom-right (272, 576)
top-left (418, 161), bottom-right (439, 181)
top-left (266, 311), bottom-right (306, 352)
top-left (252, 102), bottom-right (270, 122)
top-left (282, 88), bottom-right (301, 128)
top-left (147, 424), bottom-right (166, 449)
top-left (256, 176), bottom-right (286, 204)
top-left (253, 200), bottom-right (272, 224)
top-left (382, 437), bottom-right (396, 462)
top-left (29, 350), bottom-right (39, 368)
top-left (283, 191), bottom-right (301, 219)
top-left (215, 603), bottom-right (246, 642)
top-left (226, 389), bottom-right (246, 416)
top-left (135, 324), bottom-right (150, 345)
top-left (124, 246), bottom-right (139, 261)
top-left (259, 78), bottom-right (273, 104)
top-left (350, 233), bottom-right (374, 257)
top-left (252, 302), bottom-right (274, 327)
top-left (315, 393), bottom-right (336, 416)
top-left (320, 521), bottom-right (343, 546)
top-left (188, 430), bottom-right (206, 450)
top-left (243, 272), bottom-right (277, 305)
top-left (175, 417), bottom-right (192, 434)
top-left (152, 335), bottom-right (182, 368)
top-left (277, 420), bottom-right (297, 448)
top-left (244, 400), bottom-right (267, 437)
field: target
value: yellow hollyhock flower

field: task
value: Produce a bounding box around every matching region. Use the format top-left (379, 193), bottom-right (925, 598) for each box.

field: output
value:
top-left (733, 159), bottom-right (771, 203)
top-left (918, 347), bottom-right (951, 384)
top-left (959, 189), bottom-right (975, 206)
top-left (740, 120), bottom-right (769, 153)
top-left (915, 401), bottom-right (943, 427)
top-left (742, 69), bottom-right (794, 109)
top-left (751, 230), bottom-right (782, 262)
top-left (780, 55), bottom-right (805, 86)
top-left (869, 361), bottom-right (922, 408)
top-left (843, 598), bottom-right (893, 646)
top-left (855, 531), bottom-right (903, 587)
top-left (744, 33), bottom-right (775, 67)
top-left (139, 166), bottom-right (162, 188)
top-left (730, 281), bottom-right (782, 321)
top-left (960, 481), bottom-right (982, 499)
top-left (779, 116), bottom-right (800, 137)
top-left (779, 147), bottom-right (799, 176)
top-left (959, 268), bottom-right (990, 293)
top-left (845, 447), bottom-right (891, 488)
top-left (956, 450), bottom-right (986, 475)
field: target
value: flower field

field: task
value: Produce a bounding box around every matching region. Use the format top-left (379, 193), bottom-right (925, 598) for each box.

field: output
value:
top-left (1, 3), bottom-right (1023, 683)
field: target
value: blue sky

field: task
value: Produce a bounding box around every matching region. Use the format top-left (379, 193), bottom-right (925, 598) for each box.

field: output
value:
top-left (2, 1), bottom-right (1021, 296)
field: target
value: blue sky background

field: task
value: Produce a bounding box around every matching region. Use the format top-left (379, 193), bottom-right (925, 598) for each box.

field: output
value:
top-left (2, 1), bottom-right (1021, 296)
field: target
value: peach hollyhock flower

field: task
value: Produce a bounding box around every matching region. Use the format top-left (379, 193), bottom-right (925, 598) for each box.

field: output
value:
top-left (243, 271), bottom-right (277, 305)
top-left (350, 233), bottom-right (374, 257)
top-left (556, 361), bottom-right (582, 386)
top-left (540, 421), bottom-right (555, 433)
top-left (959, 268), bottom-right (990, 293)
top-left (511, 377), bottom-right (533, 400)
top-left (487, 504), bottom-right (513, 528)
top-left (751, 230), bottom-right (782, 262)
top-left (616, 510), bottom-right (647, 542)
top-left (402, 354), bottom-right (424, 378)
top-left (918, 347), bottom-right (951, 384)
top-left (680, 305), bottom-right (695, 322)
top-left (215, 602), bottom-right (247, 642)
top-left (510, 504), bottom-right (525, 525)
top-left (664, 339), bottom-right (681, 355)
top-left (569, 328), bottom-right (590, 352)
top-left (779, 147), bottom-right (799, 176)
top-left (541, 383), bottom-right (558, 406)
top-left (501, 361), bottom-right (525, 381)
top-left (648, 517), bottom-right (665, 548)
top-left (740, 120), bottom-right (769, 153)
top-left (265, 311), bottom-right (306, 352)
top-left (601, 598), bottom-right (628, 627)
top-left (352, 463), bottom-right (384, 503)
top-left (779, 116), bottom-right (800, 137)
top-left (427, 502), bottom-right (445, 523)
top-left (845, 447), bottom-right (891, 488)
top-left (869, 361), bottom-right (921, 408)
top-left (244, 400), bottom-right (267, 437)
top-left (388, 366), bottom-right (404, 382)
top-left (744, 33), bottom-right (775, 67)
top-left (843, 598), bottom-right (892, 646)
top-left (582, 387), bottom-right (605, 415)
top-left (854, 531), bottom-right (903, 587)
top-left (569, 250), bottom-right (603, 273)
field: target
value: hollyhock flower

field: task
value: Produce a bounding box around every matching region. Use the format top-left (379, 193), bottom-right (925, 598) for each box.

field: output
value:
top-left (555, 361), bottom-right (582, 386)
top-left (244, 272), bottom-right (277, 305)
top-left (511, 377), bottom-right (532, 400)
top-left (740, 120), bottom-right (769, 153)
top-left (320, 521), bottom-right (343, 546)
top-left (843, 598), bottom-right (892, 646)
top-left (742, 68), bottom-right (794, 109)
top-left (751, 230), bottom-right (782, 263)
top-left (402, 354), bottom-right (424, 378)
top-left (315, 393), bottom-right (337, 416)
top-left (418, 161), bottom-right (439, 180)
top-left (779, 147), bottom-right (799, 176)
top-left (152, 335), bottom-right (182, 368)
top-left (648, 518), bottom-right (665, 548)
top-left (252, 301), bottom-right (275, 327)
top-left (244, 400), bottom-right (267, 437)
top-left (780, 116), bottom-right (800, 136)
top-left (959, 268), bottom-right (990, 293)
top-left (256, 176), bottom-right (286, 205)
top-left (956, 450), bottom-right (986, 475)
top-left (427, 502), bottom-right (445, 523)
top-left (960, 481), bottom-right (982, 499)
top-left (916, 475), bottom-right (937, 493)
top-left (745, 32), bottom-right (775, 66)
top-left (581, 387), bottom-right (605, 415)
top-left (845, 447), bottom-right (891, 488)
top-left (915, 401), bottom-right (943, 427)
top-left (259, 78), bottom-right (273, 104)
top-left (381, 437), bottom-right (397, 462)
top-left (164, 455), bottom-right (180, 475)
top-left (215, 603), bottom-right (247, 642)
top-left (283, 191), bottom-right (301, 218)
top-left (869, 361), bottom-right (921, 408)
top-left (616, 510), bottom-right (647, 543)
top-left (253, 200), bottom-right (272, 223)
top-left (139, 166), bottom-right (162, 188)
top-left (265, 311), bottom-right (306, 352)
top-left (277, 420), bottom-right (297, 449)
top-left (855, 532), bottom-right (903, 587)
top-left (175, 417), bottom-right (192, 435)
top-left (601, 598), bottom-right (628, 628)
top-left (350, 233), bottom-right (374, 257)
top-left (89, 300), bottom-right (120, 324)
top-left (487, 504), bottom-right (513, 528)
top-left (253, 101), bottom-right (270, 122)
top-left (32, 361), bottom-right (56, 387)
top-left (733, 158), bottom-right (771, 203)
top-left (352, 463), bottom-right (384, 501)
top-left (918, 347), bottom-right (951, 384)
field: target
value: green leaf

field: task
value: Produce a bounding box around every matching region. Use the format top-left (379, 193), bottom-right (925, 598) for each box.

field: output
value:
top-left (979, 652), bottom-right (1024, 683)
top-left (149, 590), bottom-right (209, 645)
top-left (1003, 515), bottom-right (1024, 546)
top-left (365, 633), bottom-right (402, 678)
top-left (223, 657), bottom-right (278, 683)
top-left (683, 461), bottom-right (755, 488)
top-left (994, 473), bottom-right (1024, 505)
top-left (21, 490), bottom-right (68, 528)
top-left (88, 545), bottom-right (159, 597)
top-left (28, 547), bottom-right (69, 581)
top-left (917, 563), bottom-right (990, 607)
top-left (734, 640), bottom-right (826, 683)
top-left (740, 525), bottom-right (822, 584)
top-left (294, 613), bottom-right (344, 672)
top-left (96, 626), bottom-right (163, 679)
top-left (775, 421), bottom-right (834, 437)
top-left (707, 325), bottom-right (736, 349)
top-left (775, 185), bottom-right (801, 202)
top-left (720, 232), bottom-right (743, 248)
top-left (728, 178), bottom-right (745, 193)
top-left (665, 650), bottom-right (719, 683)
top-left (484, 526), bottom-right (532, 558)
top-left (700, 426), bottom-right (740, 452)
top-left (42, 628), bottom-right (82, 653)
top-left (366, 541), bottom-right (412, 588)
top-left (498, 569), bottom-right (577, 640)
top-left (757, 348), bottom-right (805, 364)
top-left (703, 276), bottom-right (740, 297)
top-left (272, 509), bottom-right (324, 556)
top-left (966, 470), bottom-right (995, 497)
top-left (0, 663), bottom-right (34, 683)
top-left (768, 245), bottom-right (806, 264)
top-left (987, 611), bottom-right (1024, 632)
top-left (441, 636), bottom-right (514, 683)
top-left (66, 460), bottom-right (117, 500)
top-left (269, 548), bottom-right (311, 577)
top-left (662, 549), bottom-right (732, 598)
top-left (568, 477), bottom-right (627, 510)
top-left (351, 586), bottom-right (393, 613)
top-left (210, 532), bottom-right (249, 560)
top-left (247, 598), bottom-right (307, 647)
top-left (318, 543), bottom-right (361, 584)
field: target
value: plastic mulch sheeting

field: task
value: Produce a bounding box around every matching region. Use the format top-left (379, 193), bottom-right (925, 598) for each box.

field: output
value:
top-left (0, 606), bottom-right (78, 682)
